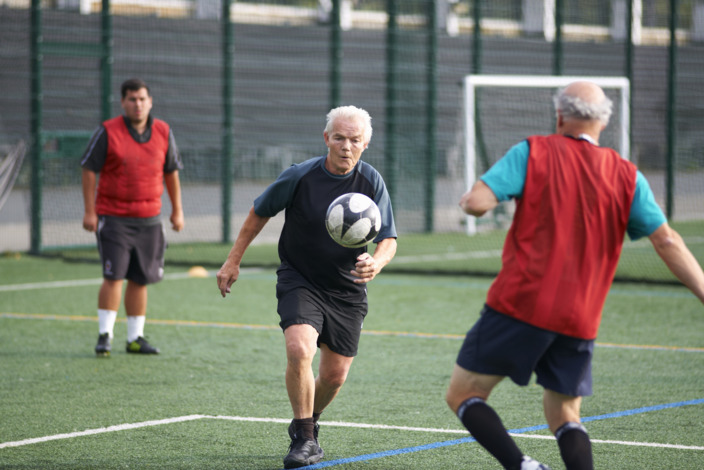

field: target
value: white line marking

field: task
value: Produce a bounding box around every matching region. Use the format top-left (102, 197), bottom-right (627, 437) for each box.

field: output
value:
top-left (0, 277), bottom-right (105, 292)
top-left (511, 433), bottom-right (704, 450)
top-left (0, 268), bottom-right (268, 292)
top-left (2, 415), bottom-right (702, 451)
top-left (0, 415), bottom-right (206, 449)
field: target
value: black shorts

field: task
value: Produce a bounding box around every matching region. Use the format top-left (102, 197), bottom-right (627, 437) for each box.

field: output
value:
top-left (456, 305), bottom-right (594, 397)
top-left (96, 215), bottom-right (166, 285)
top-left (276, 281), bottom-right (368, 358)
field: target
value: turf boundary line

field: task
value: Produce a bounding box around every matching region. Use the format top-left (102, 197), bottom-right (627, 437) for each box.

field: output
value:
top-left (2, 312), bottom-right (704, 353)
top-left (3, 400), bottom-right (703, 453)
top-left (301, 398), bottom-right (704, 469)
top-left (0, 415), bottom-right (206, 449)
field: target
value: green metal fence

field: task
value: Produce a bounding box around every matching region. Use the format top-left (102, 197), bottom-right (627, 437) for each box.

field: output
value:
top-left (1, 0), bottom-right (702, 283)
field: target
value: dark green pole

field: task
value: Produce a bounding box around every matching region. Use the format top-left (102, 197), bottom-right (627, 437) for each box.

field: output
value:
top-left (385, 0), bottom-right (398, 202)
top-left (665, 0), bottom-right (678, 219)
top-left (553, 0), bottom-right (564, 75)
top-left (30, 0), bottom-right (42, 254)
top-left (625, 0), bottom-right (634, 159)
top-left (424, 0), bottom-right (437, 233)
top-left (471, 0), bottom-right (481, 74)
top-left (222, 0), bottom-right (234, 242)
top-left (472, 0), bottom-right (491, 172)
top-left (330, 0), bottom-right (342, 109)
top-left (100, 0), bottom-right (112, 121)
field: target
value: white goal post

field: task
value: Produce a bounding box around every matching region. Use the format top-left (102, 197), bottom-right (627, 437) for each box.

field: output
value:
top-left (463, 74), bottom-right (630, 235)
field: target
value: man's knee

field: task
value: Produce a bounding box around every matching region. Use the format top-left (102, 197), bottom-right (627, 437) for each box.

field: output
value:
top-left (543, 389), bottom-right (583, 432)
top-left (318, 368), bottom-right (347, 389)
top-left (446, 365), bottom-right (499, 413)
top-left (284, 325), bottom-right (318, 363)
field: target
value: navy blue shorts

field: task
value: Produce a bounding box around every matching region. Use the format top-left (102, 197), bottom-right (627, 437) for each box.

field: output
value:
top-left (96, 216), bottom-right (166, 285)
top-left (276, 281), bottom-right (367, 358)
top-left (456, 305), bottom-right (594, 397)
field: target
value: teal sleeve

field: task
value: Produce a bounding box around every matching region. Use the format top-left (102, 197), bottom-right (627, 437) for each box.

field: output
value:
top-left (479, 140), bottom-right (529, 201)
top-left (627, 171), bottom-right (667, 241)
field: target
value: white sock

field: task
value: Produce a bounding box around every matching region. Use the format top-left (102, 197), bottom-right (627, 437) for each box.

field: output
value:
top-left (98, 309), bottom-right (117, 339)
top-left (126, 315), bottom-right (146, 343)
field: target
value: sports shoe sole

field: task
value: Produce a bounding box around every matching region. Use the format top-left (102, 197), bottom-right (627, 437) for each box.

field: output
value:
top-left (283, 447), bottom-right (324, 469)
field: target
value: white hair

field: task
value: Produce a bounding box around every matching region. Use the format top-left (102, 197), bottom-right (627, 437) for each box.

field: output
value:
top-left (553, 88), bottom-right (613, 125)
top-left (325, 106), bottom-right (373, 142)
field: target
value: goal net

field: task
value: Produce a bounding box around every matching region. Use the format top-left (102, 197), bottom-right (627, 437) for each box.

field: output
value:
top-left (464, 75), bottom-right (630, 234)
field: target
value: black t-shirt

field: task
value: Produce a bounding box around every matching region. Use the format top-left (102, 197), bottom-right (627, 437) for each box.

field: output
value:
top-left (254, 156), bottom-right (396, 300)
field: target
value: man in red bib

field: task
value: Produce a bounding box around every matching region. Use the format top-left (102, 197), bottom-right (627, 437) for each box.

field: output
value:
top-left (445, 81), bottom-right (704, 470)
top-left (81, 78), bottom-right (184, 356)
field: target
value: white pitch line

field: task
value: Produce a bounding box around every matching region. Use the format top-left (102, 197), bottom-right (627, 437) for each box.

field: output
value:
top-left (0, 415), bottom-right (206, 449)
top-left (212, 416), bottom-right (468, 435)
top-left (0, 277), bottom-right (105, 292)
top-left (3, 415), bottom-right (703, 452)
top-left (510, 433), bottom-right (704, 450)
top-left (0, 268), bottom-right (268, 292)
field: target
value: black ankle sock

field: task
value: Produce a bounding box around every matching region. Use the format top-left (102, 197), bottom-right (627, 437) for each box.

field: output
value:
top-left (457, 397), bottom-right (523, 470)
top-left (313, 412), bottom-right (321, 424)
top-left (293, 418), bottom-right (315, 440)
top-left (555, 422), bottom-right (593, 470)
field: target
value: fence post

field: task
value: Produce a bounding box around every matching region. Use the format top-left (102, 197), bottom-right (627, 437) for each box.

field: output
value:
top-left (330, 0), bottom-right (341, 109)
top-left (222, 0), bottom-right (234, 242)
top-left (425, 0), bottom-right (437, 233)
top-left (385, 0), bottom-right (398, 203)
top-left (666, 0), bottom-right (678, 219)
top-left (101, 0), bottom-right (112, 122)
top-left (625, 0), bottom-right (634, 159)
top-left (553, 0), bottom-right (563, 75)
top-left (30, 0), bottom-right (42, 254)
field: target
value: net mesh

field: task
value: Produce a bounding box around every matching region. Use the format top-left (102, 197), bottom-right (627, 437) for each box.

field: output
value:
top-left (467, 77), bottom-right (628, 236)
top-left (0, 0), bottom-right (702, 284)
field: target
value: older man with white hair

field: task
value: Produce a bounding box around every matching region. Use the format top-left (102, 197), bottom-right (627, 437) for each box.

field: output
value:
top-left (217, 106), bottom-right (397, 468)
top-left (446, 81), bottom-right (704, 470)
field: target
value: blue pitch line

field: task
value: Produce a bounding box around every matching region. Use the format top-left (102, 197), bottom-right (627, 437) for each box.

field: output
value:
top-left (288, 398), bottom-right (704, 470)
top-left (581, 398), bottom-right (704, 424)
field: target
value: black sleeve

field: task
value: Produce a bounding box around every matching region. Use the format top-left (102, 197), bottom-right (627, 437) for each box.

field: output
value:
top-left (79, 126), bottom-right (108, 172)
top-left (164, 129), bottom-right (183, 173)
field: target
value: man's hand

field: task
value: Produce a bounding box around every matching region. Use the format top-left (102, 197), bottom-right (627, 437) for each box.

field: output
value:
top-left (83, 212), bottom-right (98, 232)
top-left (216, 261), bottom-right (240, 298)
top-left (170, 209), bottom-right (185, 232)
top-left (351, 252), bottom-right (381, 284)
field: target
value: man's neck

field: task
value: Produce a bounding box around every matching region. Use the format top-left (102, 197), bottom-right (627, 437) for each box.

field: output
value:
top-left (124, 114), bottom-right (150, 135)
top-left (131, 120), bottom-right (148, 135)
top-left (558, 123), bottom-right (601, 145)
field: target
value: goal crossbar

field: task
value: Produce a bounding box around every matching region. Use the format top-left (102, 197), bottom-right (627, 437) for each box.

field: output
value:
top-left (463, 74), bottom-right (631, 235)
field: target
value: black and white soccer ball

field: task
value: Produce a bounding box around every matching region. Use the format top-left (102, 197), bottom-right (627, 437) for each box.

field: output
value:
top-left (325, 193), bottom-right (382, 248)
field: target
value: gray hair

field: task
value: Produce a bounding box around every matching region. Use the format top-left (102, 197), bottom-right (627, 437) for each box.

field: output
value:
top-left (325, 106), bottom-right (373, 142)
top-left (553, 88), bottom-right (613, 125)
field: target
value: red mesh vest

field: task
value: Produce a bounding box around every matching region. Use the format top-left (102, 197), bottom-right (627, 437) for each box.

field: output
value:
top-left (486, 135), bottom-right (637, 339)
top-left (96, 116), bottom-right (170, 218)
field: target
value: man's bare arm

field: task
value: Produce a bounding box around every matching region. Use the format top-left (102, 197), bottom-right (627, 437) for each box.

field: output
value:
top-left (216, 207), bottom-right (270, 297)
top-left (459, 180), bottom-right (499, 217)
top-left (649, 223), bottom-right (704, 303)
